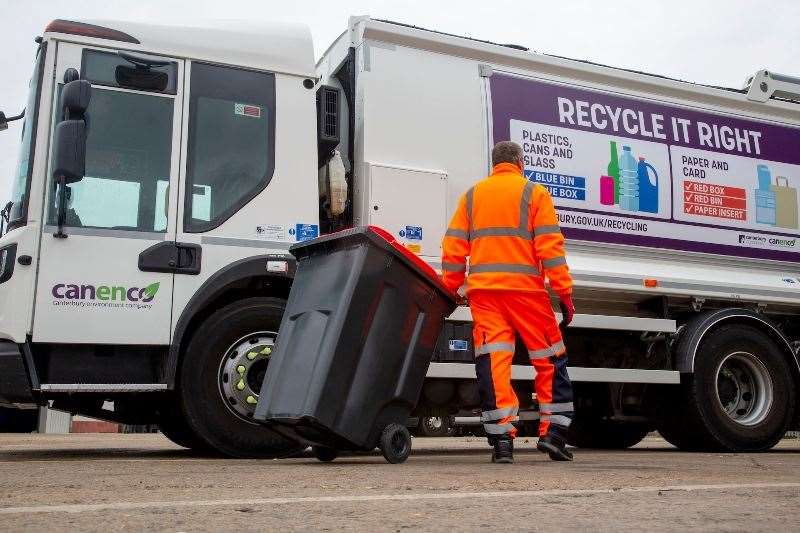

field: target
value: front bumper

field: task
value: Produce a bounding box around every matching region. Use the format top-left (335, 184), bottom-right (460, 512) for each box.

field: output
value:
top-left (0, 340), bottom-right (34, 405)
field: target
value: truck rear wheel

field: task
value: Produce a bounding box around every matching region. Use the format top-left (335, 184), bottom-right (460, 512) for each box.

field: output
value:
top-left (657, 324), bottom-right (795, 452)
top-left (416, 416), bottom-right (454, 437)
top-left (178, 297), bottom-right (304, 458)
top-left (567, 418), bottom-right (650, 449)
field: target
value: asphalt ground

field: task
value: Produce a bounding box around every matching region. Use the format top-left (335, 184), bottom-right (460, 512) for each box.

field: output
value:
top-left (0, 434), bottom-right (799, 531)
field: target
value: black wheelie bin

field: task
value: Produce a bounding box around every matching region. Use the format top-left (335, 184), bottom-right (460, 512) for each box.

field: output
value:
top-left (254, 226), bottom-right (458, 463)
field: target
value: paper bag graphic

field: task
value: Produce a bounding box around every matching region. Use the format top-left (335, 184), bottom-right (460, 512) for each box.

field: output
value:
top-left (772, 176), bottom-right (798, 229)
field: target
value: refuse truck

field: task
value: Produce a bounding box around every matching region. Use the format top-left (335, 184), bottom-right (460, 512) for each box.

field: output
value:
top-left (0, 16), bottom-right (799, 456)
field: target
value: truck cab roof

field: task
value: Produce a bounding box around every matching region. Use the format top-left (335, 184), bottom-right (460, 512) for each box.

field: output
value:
top-left (43, 18), bottom-right (316, 77)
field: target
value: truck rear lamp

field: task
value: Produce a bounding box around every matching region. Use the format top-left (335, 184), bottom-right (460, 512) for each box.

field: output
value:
top-left (644, 279), bottom-right (659, 288)
top-left (45, 20), bottom-right (140, 44)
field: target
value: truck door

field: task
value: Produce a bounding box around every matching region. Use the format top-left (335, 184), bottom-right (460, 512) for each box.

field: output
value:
top-left (33, 43), bottom-right (184, 345)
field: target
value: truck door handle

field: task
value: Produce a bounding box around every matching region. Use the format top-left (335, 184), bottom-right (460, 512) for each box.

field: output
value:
top-left (138, 242), bottom-right (202, 275)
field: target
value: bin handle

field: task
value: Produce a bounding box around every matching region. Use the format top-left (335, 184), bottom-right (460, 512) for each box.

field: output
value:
top-left (775, 176), bottom-right (790, 188)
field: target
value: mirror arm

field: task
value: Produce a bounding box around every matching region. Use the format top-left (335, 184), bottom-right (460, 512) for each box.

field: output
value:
top-left (53, 175), bottom-right (68, 239)
top-left (5, 110), bottom-right (25, 122)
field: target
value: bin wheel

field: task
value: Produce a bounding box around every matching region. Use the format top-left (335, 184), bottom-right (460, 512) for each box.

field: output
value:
top-left (313, 446), bottom-right (339, 462)
top-left (380, 423), bottom-right (412, 464)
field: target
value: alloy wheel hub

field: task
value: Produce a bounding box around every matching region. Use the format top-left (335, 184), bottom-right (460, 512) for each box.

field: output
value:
top-left (714, 351), bottom-right (773, 427)
top-left (218, 332), bottom-right (276, 422)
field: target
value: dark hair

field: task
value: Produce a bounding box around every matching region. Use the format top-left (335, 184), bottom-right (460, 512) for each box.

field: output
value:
top-left (491, 141), bottom-right (523, 166)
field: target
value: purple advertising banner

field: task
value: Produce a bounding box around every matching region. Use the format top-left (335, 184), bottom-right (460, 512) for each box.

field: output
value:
top-left (489, 72), bottom-right (800, 263)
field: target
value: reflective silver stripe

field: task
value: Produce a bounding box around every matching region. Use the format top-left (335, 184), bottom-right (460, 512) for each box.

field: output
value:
top-left (528, 339), bottom-right (567, 360)
top-left (539, 402), bottom-right (574, 413)
top-left (471, 227), bottom-right (530, 239)
top-left (542, 256), bottom-right (567, 269)
top-left (475, 342), bottom-right (516, 356)
top-left (484, 422), bottom-right (515, 435)
top-left (469, 263), bottom-right (540, 275)
top-left (541, 414), bottom-right (572, 428)
top-left (518, 410), bottom-right (540, 420)
top-left (445, 228), bottom-right (469, 240)
top-left (465, 187), bottom-right (474, 237)
top-left (480, 406), bottom-right (519, 422)
top-left (519, 180), bottom-right (534, 235)
top-left (528, 347), bottom-right (551, 360)
top-left (201, 236), bottom-right (291, 250)
top-left (551, 339), bottom-right (566, 355)
top-left (441, 262), bottom-right (467, 272)
top-left (533, 224), bottom-right (562, 237)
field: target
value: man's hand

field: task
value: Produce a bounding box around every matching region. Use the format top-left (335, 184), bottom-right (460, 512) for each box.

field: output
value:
top-left (455, 287), bottom-right (468, 306)
top-left (559, 294), bottom-right (575, 328)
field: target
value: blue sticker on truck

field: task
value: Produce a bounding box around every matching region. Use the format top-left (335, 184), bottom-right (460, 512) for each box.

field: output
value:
top-left (400, 225), bottom-right (423, 240)
top-left (291, 224), bottom-right (319, 242)
top-left (449, 339), bottom-right (469, 351)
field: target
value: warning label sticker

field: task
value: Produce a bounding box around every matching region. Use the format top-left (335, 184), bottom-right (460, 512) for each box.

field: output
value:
top-left (235, 103), bottom-right (262, 118)
top-left (255, 224), bottom-right (285, 241)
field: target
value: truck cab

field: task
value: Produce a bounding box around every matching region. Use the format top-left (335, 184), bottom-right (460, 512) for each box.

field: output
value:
top-left (0, 19), bottom-right (329, 456)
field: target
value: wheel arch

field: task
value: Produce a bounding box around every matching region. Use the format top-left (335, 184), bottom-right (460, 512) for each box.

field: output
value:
top-left (674, 308), bottom-right (800, 384)
top-left (166, 254), bottom-right (295, 388)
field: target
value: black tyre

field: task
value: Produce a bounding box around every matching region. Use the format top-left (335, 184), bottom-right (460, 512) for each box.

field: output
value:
top-left (417, 416), bottom-right (454, 437)
top-left (656, 324), bottom-right (795, 452)
top-left (380, 423), bottom-right (412, 464)
top-left (567, 417), bottom-right (650, 449)
top-left (159, 415), bottom-right (213, 451)
top-left (157, 399), bottom-right (213, 452)
top-left (178, 297), bottom-right (305, 458)
top-left (313, 446), bottom-right (339, 462)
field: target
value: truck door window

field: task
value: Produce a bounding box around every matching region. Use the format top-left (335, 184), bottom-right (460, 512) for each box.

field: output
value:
top-left (49, 88), bottom-right (174, 232)
top-left (184, 63), bottom-right (276, 233)
top-left (82, 49), bottom-right (177, 94)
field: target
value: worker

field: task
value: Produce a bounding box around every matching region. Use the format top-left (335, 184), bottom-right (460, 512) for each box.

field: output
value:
top-left (441, 141), bottom-right (575, 463)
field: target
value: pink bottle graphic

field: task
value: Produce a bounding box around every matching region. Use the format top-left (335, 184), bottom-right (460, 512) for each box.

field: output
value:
top-left (600, 176), bottom-right (615, 205)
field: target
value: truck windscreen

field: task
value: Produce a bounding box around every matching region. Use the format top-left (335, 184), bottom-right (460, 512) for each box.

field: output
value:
top-left (8, 43), bottom-right (46, 231)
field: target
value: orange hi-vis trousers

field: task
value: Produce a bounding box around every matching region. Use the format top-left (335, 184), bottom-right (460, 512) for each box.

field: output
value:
top-left (470, 290), bottom-right (574, 439)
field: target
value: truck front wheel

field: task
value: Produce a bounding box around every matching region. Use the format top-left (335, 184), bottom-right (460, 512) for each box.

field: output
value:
top-left (178, 297), bottom-right (304, 458)
top-left (657, 324), bottom-right (795, 452)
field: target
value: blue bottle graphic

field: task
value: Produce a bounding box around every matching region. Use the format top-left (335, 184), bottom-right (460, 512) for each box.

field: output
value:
top-left (637, 157), bottom-right (659, 213)
top-left (618, 145), bottom-right (639, 211)
top-left (755, 164), bottom-right (776, 225)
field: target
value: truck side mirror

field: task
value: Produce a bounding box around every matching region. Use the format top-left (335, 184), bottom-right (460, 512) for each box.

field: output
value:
top-left (60, 79), bottom-right (91, 117)
top-left (51, 79), bottom-right (91, 239)
top-left (52, 119), bottom-right (87, 184)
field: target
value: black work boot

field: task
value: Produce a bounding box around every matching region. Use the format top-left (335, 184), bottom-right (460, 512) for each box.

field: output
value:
top-left (537, 431), bottom-right (573, 462)
top-left (490, 435), bottom-right (514, 464)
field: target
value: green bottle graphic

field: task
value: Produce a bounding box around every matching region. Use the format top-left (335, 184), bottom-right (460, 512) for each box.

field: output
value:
top-left (607, 141), bottom-right (620, 204)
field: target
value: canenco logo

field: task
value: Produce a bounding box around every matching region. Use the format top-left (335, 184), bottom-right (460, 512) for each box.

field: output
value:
top-left (51, 282), bottom-right (160, 302)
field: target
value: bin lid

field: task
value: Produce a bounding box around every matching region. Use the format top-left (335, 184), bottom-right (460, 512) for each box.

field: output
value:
top-left (290, 226), bottom-right (458, 304)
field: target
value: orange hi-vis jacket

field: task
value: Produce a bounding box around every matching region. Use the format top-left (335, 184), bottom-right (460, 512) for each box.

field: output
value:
top-left (441, 162), bottom-right (573, 296)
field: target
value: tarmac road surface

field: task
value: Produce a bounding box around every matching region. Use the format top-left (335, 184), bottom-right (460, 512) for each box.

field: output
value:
top-left (0, 434), bottom-right (799, 531)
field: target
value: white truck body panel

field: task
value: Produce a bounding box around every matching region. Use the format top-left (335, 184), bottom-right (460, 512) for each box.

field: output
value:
top-left (316, 18), bottom-right (800, 312)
